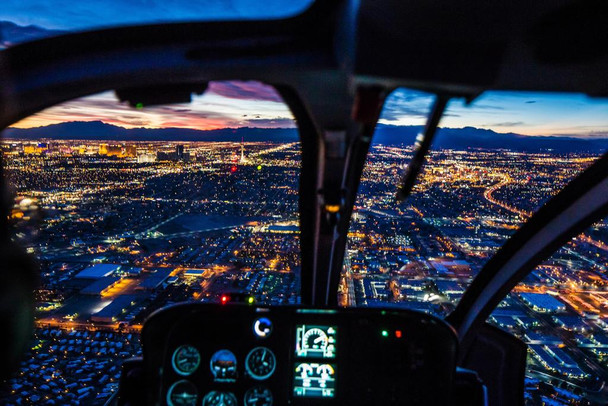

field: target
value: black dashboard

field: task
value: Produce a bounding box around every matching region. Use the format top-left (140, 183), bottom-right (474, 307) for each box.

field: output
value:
top-left (134, 303), bottom-right (458, 406)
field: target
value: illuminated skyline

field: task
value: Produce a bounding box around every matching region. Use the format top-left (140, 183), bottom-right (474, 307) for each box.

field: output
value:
top-left (3, 140), bottom-right (606, 405)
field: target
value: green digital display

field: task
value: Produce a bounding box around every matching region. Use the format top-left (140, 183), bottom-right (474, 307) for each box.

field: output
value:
top-left (295, 325), bottom-right (337, 358)
top-left (293, 363), bottom-right (336, 398)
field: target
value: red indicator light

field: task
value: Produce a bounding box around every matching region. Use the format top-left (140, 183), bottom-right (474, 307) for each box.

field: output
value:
top-left (221, 295), bottom-right (229, 304)
top-left (395, 330), bottom-right (402, 338)
top-left (230, 166), bottom-right (237, 173)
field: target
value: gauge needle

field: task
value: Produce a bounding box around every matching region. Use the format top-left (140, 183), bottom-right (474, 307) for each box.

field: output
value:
top-left (314, 337), bottom-right (324, 343)
top-left (261, 350), bottom-right (266, 361)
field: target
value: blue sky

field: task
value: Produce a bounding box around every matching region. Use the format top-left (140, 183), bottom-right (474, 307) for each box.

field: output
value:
top-left (0, 0), bottom-right (314, 30)
top-left (380, 89), bottom-right (608, 137)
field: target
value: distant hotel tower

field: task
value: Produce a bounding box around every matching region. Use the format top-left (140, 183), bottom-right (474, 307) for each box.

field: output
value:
top-left (240, 136), bottom-right (246, 163)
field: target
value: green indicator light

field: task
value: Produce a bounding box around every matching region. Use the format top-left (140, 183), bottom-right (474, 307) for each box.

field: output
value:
top-left (257, 165), bottom-right (262, 170)
top-left (381, 330), bottom-right (389, 337)
top-left (247, 296), bottom-right (255, 304)
top-left (135, 102), bottom-right (144, 109)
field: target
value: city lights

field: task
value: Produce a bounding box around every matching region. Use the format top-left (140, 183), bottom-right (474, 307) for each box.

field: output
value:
top-left (2, 138), bottom-right (607, 405)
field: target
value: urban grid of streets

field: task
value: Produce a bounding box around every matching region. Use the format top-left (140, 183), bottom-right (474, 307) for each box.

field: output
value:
top-left (1, 139), bottom-right (607, 405)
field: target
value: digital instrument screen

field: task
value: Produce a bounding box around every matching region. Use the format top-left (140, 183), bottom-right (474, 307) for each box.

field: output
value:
top-left (295, 325), bottom-right (337, 359)
top-left (293, 363), bottom-right (336, 398)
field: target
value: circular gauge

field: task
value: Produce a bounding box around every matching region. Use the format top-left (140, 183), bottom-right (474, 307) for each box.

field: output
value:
top-left (244, 386), bottom-right (273, 406)
top-left (245, 347), bottom-right (276, 380)
top-left (253, 318), bottom-right (272, 338)
top-left (210, 349), bottom-right (238, 382)
top-left (202, 391), bottom-right (238, 406)
top-left (303, 328), bottom-right (328, 352)
top-left (166, 380), bottom-right (198, 406)
top-left (171, 345), bottom-right (201, 376)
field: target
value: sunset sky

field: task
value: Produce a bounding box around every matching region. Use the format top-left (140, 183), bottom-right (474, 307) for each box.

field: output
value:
top-left (11, 81), bottom-right (297, 131)
top-left (11, 82), bottom-right (608, 138)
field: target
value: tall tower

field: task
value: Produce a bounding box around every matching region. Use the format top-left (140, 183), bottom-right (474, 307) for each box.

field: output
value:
top-left (240, 136), bottom-right (245, 163)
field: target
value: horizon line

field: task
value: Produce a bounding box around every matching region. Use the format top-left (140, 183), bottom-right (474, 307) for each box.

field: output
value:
top-left (6, 119), bottom-right (608, 140)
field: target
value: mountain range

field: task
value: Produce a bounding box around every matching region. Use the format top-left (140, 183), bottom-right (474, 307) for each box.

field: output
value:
top-left (4, 121), bottom-right (608, 153)
top-left (373, 125), bottom-right (608, 153)
top-left (4, 121), bottom-right (300, 143)
top-left (0, 21), bottom-right (65, 47)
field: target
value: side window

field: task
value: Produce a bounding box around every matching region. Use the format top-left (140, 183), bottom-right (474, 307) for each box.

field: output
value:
top-left (1, 81), bottom-right (301, 404)
top-left (490, 219), bottom-right (608, 404)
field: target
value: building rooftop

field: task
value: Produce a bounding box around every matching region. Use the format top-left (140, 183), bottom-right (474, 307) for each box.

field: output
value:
top-left (137, 268), bottom-right (173, 290)
top-left (91, 295), bottom-right (137, 321)
top-left (519, 293), bottom-right (566, 312)
top-left (553, 315), bottom-right (589, 331)
top-left (266, 224), bottom-right (299, 234)
top-left (183, 268), bottom-right (206, 277)
top-left (81, 277), bottom-right (120, 295)
top-left (75, 264), bottom-right (121, 279)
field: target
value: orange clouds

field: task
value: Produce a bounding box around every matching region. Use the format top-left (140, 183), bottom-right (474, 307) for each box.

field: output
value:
top-left (10, 81), bottom-right (296, 131)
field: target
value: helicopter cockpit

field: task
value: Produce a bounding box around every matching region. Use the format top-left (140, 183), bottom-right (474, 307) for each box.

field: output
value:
top-left (1, 1), bottom-right (607, 405)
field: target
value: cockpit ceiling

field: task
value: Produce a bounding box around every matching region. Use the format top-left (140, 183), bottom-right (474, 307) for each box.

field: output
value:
top-left (354, 0), bottom-right (608, 96)
top-left (2, 0), bottom-right (607, 103)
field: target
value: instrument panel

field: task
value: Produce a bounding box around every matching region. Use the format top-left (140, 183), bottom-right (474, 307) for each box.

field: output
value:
top-left (141, 304), bottom-right (458, 405)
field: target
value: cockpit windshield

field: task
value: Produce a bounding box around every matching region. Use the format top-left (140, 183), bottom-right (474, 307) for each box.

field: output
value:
top-left (342, 88), bottom-right (608, 403)
top-left (1, 81), bottom-right (302, 404)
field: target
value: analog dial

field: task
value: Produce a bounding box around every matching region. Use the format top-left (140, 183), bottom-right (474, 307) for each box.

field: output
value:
top-left (202, 391), bottom-right (238, 406)
top-left (210, 349), bottom-right (238, 382)
top-left (171, 345), bottom-right (201, 376)
top-left (245, 347), bottom-right (276, 380)
top-left (244, 386), bottom-right (273, 406)
top-left (166, 380), bottom-right (198, 406)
